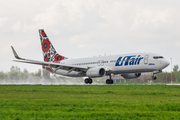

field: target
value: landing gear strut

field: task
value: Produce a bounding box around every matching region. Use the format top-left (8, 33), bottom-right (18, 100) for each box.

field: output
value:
top-left (106, 74), bottom-right (114, 84)
top-left (84, 78), bottom-right (93, 84)
top-left (152, 70), bottom-right (161, 80)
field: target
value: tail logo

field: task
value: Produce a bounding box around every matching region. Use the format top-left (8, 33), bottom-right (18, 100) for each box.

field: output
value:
top-left (39, 29), bottom-right (65, 64)
top-left (42, 31), bottom-right (47, 37)
top-left (42, 39), bottom-right (50, 53)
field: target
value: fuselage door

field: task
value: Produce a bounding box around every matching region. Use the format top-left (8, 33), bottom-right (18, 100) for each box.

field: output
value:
top-left (144, 55), bottom-right (149, 64)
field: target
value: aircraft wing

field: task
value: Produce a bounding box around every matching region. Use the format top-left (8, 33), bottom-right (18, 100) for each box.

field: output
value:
top-left (13, 59), bottom-right (88, 72)
top-left (11, 46), bottom-right (88, 73)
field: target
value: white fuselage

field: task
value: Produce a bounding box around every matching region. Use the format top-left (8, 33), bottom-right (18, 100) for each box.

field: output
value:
top-left (54, 53), bottom-right (169, 77)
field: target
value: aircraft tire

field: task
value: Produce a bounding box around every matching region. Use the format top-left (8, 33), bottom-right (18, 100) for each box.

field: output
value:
top-left (89, 78), bottom-right (93, 84)
top-left (106, 79), bottom-right (113, 84)
top-left (84, 78), bottom-right (93, 84)
top-left (106, 79), bottom-right (109, 84)
top-left (110, 79), bottom-right (114, 84)
top-left (84, 78), bottom-right (89, 84)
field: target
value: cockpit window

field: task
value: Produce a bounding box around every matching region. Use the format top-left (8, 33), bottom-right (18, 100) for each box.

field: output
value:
top-left (153, 56), bottom-right (163, 59)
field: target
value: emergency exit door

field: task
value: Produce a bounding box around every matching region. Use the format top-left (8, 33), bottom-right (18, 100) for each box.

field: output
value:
top-left (144, 55), bottom-right (149, 64)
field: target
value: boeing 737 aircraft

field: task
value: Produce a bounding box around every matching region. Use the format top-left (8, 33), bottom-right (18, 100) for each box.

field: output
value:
top-left (11, 29), bottom-right (170, 84)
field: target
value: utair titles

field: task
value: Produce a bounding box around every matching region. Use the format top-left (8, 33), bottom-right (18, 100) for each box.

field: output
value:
top-left (115, 55), bottom-right (143, 66)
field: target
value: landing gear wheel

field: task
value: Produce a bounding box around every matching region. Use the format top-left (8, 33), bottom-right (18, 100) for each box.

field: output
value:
top-left (84, 78), bottom-right (93, 84)
top-left (106, 79), bottom-right (110, 84)
top-left (152, 76), bottom-right (157, 80)
top-left (106, 79), bottom-right (114, 84)
top-left (84, 78), bottom-right (89, 84)
top-left (110, 79), bottom-right (114, 84)
top-left (89, 78), bottom-right (92, 84)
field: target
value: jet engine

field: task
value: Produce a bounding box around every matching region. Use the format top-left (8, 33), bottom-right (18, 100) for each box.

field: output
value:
top-left (86, 67), bottom-right (106, 78)
top-left (121, 73), bottom-right (141, 79)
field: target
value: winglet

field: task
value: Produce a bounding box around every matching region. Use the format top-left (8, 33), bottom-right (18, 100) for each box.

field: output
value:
top-left (11, 46), bottom-right (25, 60)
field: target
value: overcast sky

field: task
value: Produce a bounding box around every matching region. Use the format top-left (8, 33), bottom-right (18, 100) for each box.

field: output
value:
top-left (0, 0), bottom-right (180, 72)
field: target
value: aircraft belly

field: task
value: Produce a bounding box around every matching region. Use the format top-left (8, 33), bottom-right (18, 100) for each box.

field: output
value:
top-left (112, 65), bottom-right (156, 74)
top-left (54, 69), bottom-right (86, 77)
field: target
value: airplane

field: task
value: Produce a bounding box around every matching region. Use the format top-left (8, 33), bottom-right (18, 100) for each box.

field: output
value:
top-left (11, 29), bottom-right (170, 84)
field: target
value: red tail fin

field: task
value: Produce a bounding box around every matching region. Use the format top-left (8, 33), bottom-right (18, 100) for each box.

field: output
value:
top-left (39, 29), bottom-right (65, 63)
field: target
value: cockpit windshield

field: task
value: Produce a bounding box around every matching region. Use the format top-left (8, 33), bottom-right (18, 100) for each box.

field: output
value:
top-left (153, 56), bottom-right (163, 59)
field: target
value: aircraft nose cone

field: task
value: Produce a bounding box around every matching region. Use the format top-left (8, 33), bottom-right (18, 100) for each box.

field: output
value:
top-left (163, 59), bottom-right (170, 67)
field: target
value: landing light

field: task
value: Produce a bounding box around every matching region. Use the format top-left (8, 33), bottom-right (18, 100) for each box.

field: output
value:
top-left (105, 68), bottom-right (109, 70)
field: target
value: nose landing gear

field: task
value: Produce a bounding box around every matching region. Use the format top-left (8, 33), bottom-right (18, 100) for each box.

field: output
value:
top-left (152, 76), bottom-right (157, 80)
top-left (152, 70), bottom-right (161, 80)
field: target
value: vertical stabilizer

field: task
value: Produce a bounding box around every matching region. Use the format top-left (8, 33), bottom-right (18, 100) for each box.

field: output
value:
top-left (39, 29), bottom-right (65, 63)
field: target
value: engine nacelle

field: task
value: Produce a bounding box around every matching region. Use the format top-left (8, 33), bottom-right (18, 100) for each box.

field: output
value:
top-left (121, 73), bottom-right (141, 79)
top-left (86, 67), bottom-right (106, 78)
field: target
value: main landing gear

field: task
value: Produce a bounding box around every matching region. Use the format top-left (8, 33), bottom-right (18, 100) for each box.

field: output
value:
top-left (84, 78), bottom-right (93, 84)
top-left (84, 74), bottom-right (114, 85)
top-left (106, 79), bottom-right (114, 84)
top-left (106, 74), bottom-right (114, 84)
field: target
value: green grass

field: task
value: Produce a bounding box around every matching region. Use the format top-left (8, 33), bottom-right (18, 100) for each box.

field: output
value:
top-left (0, 85), bottom-right (180, 120)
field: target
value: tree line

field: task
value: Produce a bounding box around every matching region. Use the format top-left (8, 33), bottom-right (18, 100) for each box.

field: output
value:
top-left (0, 66), bottom-right (42, 80)
top-left (155, 65), bottom-right (180, 83)
top-left (0, 65), bottom-right (180, 83)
